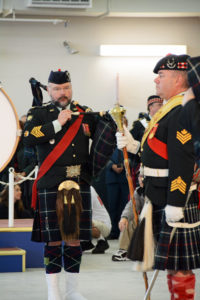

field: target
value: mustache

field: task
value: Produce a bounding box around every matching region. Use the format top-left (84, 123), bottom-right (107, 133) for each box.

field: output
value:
top-left (53, 96), bottom-right (71, 108)
top-left (58, 96), bottom-right (69, 101)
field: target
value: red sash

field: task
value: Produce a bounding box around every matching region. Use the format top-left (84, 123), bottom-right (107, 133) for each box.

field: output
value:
top-left (31, 107), bottom-right (84, 209)
top-left (147, 125), bottom-right (168, 160)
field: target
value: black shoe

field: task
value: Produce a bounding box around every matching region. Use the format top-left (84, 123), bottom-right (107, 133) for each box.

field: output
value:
top-left (92, 239), bottom-right (109, 254)
top-left (107, 233), bottom-right (119, 240)
top-left (80, 241), bottom-right (95, 252)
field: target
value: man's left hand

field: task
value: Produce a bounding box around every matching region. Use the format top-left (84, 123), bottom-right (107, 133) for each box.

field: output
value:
top-left (165, 205), bottom-right (184, 222)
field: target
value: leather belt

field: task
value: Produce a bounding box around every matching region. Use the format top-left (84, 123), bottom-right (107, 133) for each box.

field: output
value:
top-left (144, 166), bottom-right (169, 177)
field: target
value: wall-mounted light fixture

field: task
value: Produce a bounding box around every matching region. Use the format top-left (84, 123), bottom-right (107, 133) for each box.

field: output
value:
top-left (63, 41), bottom-right (79, 55)
top-left (99, 45), bottom-right (187, 57)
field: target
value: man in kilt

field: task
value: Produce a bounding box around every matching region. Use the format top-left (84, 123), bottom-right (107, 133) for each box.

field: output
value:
top-left (23, 70), bottom-right (116, 300)
top-left (116, 54), bottom-right (200, 299)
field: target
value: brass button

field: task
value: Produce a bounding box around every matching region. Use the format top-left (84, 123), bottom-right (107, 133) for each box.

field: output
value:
top-left (73, 154), bottom-right (76, 158)
top-left (72, 143), bottom-right (75, 147)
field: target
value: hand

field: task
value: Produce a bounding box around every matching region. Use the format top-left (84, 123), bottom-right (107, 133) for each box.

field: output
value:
top-left (165, 205), bottom-right (184, 222)
top-left (116, 124), bottom-right (140, 154)
top-left (138, 174), bottom-right (144, 188)
top-left (112, 164), bottom-right (123, 174)
top-left (119, 218), bottom-right (128, 231)
top-left (14, 172), bottom-right (26, 182)
top-left (14, 173), bottom-right (21, 182)
top-left (58, 109), bottom-right (72, 126)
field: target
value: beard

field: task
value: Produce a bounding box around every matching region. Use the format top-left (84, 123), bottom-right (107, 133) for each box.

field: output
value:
top-left (52, 96), bottom-right (71, 109)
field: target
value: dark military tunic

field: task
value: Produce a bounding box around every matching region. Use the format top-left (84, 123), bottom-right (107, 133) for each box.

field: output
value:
top-left (142, 105), bottom-right (195, 207)
top-left (141, 94), bottom-right (200, 270)
top-left (24, 101), bottom-right (97, 188)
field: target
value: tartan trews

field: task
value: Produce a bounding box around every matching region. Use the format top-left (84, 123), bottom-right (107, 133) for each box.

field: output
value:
top-left (153, 202), bottom-right (200, 271)
top-left (31, 181), bottom-right (92, 243)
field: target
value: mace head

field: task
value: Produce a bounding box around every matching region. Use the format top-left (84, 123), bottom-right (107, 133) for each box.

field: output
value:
top-left (109, 104), bottom-right (126, 132)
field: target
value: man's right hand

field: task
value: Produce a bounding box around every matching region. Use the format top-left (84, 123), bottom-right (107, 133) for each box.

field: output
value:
top-left (119, 218), bottom-right (128, 231)
top-left (116, 125), bottom-right (140, 154)
top-left (58, 109), bottom-right (72, 126)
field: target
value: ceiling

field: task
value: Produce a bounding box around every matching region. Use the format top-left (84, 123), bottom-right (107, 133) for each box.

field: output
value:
top-left (0, 0), bottom-right (200, 22)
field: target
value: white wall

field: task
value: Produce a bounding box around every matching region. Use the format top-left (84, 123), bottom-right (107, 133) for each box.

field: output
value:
top-left (0, 16), bottom-right (200, 125)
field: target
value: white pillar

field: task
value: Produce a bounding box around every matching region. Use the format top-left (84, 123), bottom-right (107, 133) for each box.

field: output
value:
top-left (8, 167), bottom-right (14, 227)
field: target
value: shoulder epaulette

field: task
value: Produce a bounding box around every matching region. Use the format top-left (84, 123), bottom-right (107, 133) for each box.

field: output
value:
top-left (72, 100), bottom-right (93, 112)
top-left (27, 103), bottom-right (50, 115)
top-left (42, 101), bottom-right (51, 107)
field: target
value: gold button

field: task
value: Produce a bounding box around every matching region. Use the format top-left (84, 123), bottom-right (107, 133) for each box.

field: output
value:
top-left (73, 154), bottom-right (76, 158)
top-left (72, 143), bottom-right (75, 147)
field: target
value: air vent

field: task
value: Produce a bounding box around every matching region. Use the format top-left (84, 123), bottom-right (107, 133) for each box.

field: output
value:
top-left (28, 0), bottom-right (92, 9)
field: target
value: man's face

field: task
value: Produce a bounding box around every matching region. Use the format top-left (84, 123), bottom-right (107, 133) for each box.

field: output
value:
top-left (149, 102), bottom-right (163, 117)
top-left (48, 82), bottom-right (72, 108)
top-left (154, 70), bottom-right (177, 100)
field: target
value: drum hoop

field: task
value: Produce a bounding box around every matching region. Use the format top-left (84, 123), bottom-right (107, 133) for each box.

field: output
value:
top-left (0, 87), bottom-right (20, 172)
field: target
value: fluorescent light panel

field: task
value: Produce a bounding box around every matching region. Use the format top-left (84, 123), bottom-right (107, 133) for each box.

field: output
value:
top-left (100, 45), bottom-right (187, 57)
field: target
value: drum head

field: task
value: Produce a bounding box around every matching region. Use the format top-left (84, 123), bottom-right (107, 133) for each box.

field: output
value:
top-left (0, 88), bottom-right (20, 172)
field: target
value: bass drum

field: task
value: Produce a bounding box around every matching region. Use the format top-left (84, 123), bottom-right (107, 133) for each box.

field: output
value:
top-left (0, 87), bottom-right (20, 172)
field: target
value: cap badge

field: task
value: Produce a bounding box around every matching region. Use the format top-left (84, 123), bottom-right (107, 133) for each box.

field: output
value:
top-left (166, 57), bottom-right (176, 69)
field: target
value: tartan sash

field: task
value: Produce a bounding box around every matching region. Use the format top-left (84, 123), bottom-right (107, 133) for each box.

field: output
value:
top-left (31, 107), bottom-right (84, 209)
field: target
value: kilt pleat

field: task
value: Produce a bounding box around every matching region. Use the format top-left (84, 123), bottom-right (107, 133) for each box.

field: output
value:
top-left (31, 182), bottom-right (91, 242)
top-left (153, 202), bottom-right (200, 271)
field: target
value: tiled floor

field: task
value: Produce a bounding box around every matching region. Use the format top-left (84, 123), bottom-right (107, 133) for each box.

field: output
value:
top-left (0, 239), bottom-right (199, 300)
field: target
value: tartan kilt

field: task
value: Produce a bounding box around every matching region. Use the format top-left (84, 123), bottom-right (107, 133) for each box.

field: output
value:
top-left (31, 181), bottom-right (92, 243)
top-left (153, 201), bottom-right (200, 271)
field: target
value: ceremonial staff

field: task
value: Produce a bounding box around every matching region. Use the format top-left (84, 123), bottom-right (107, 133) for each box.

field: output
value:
top-left (109, 74), bottom-right (150, 300)
top-left (109, 104), bottom-right (150, 299)
top-left (109, 104), bottom-right (138, 224)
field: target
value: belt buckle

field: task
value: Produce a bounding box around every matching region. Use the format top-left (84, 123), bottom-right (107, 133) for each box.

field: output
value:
top-left (66, 165), bottom-right (81, 178)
